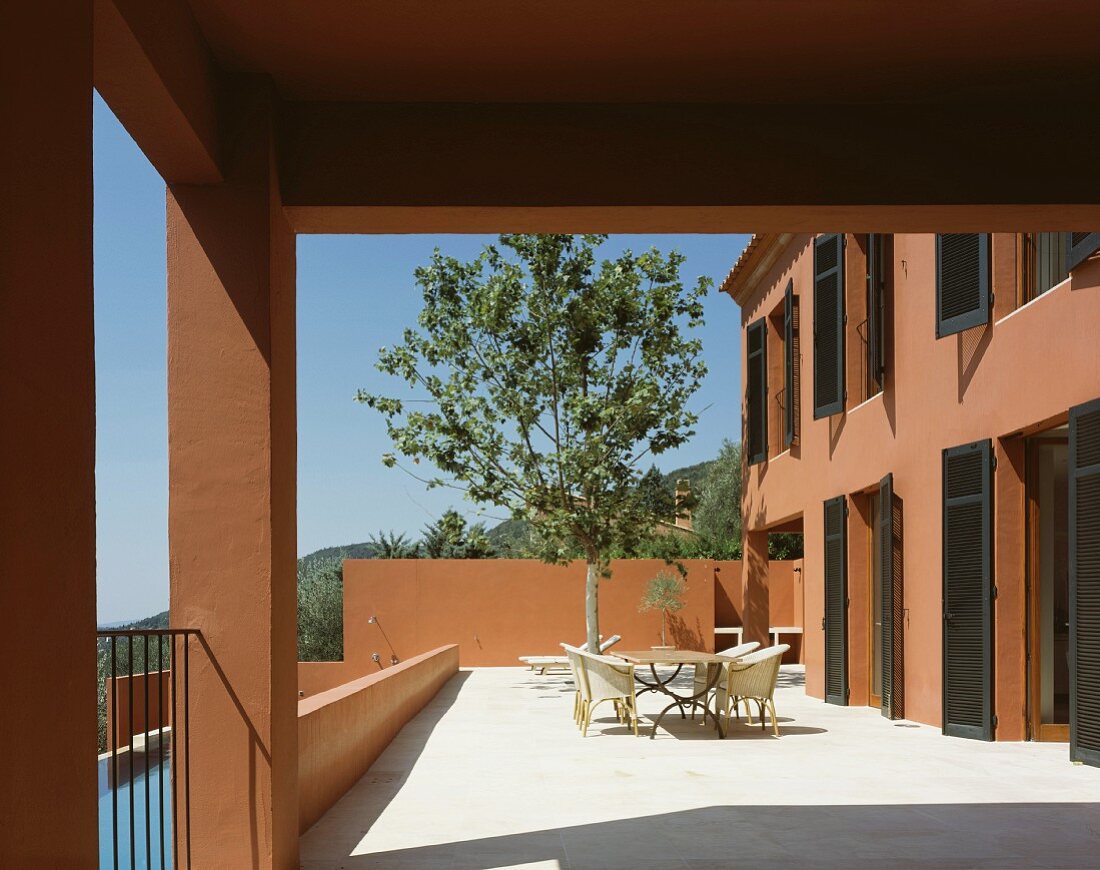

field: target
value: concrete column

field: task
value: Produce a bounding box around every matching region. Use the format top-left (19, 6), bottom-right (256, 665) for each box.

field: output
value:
top-left (167, 91), bottom-right (298, 868)
top-left (0, 3), bottom-right (97, 865)
top-left (742, 530), bottom-right (771, 647)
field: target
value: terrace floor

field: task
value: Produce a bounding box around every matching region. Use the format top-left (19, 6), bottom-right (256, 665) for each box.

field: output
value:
top-left (300, 665), bottom-right (1100, 869)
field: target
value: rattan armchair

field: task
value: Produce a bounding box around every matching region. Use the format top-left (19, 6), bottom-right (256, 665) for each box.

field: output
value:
top-left (692, 641), bottom-right (761, 697)
top-left (715, 644), bottom-right (790, 737)
top-left (565, 645), bottom-right (640, 737)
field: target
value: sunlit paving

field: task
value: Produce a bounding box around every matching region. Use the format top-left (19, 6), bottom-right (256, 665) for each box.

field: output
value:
top-left (300, 667), bottom-right (1100, 869)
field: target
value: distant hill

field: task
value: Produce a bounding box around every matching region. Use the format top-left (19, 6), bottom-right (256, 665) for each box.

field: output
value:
top-left (300, 541), bottom-right (378, 566)
top-left (97, 610), bottom-right (169, 631)
top-left (660, 458), bottom-right (717, 499)
top-left (484, 456), bottom-right (719, 555)
top-left (293, 457), bottom-right (720, 564)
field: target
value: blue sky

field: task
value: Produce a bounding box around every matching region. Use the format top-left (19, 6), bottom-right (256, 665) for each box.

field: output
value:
top-left (93, 92), bottom-right (749, 624)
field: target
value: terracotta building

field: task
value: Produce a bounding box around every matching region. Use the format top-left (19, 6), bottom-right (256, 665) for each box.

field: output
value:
top-left (724, 233), bottom-right (1100, 760)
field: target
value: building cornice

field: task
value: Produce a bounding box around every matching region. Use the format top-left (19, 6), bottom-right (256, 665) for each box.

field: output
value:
top-left (719, 233), bottom-right (794, 307)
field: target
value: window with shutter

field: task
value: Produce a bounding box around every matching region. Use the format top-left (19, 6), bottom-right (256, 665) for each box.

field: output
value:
top-left (1067, 233), bottom-right (1100, 273)
top-left (942, 439), bottom-right (993, 740)
top-left (935, 234), bottom-right (991, 338)
top-left (1070, 397), bottom-right (1100, 767)
top-left (866, 234), bottom-right (887, 395)
top-left (813, 234), bottom-right (845, 418)
top-left (1019, 233), bottom-right (1070, 305)
top-left (783, 280), bottom-right (798, 447)
top-left (879, 473), bottom-right (904, 720)
top-left (746, 318), bottom-right (767, 465)
top-left (824, 495), bottom-right (848, 706)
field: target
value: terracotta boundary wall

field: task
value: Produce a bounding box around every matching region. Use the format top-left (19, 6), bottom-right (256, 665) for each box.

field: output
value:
top-left (338, 559), bottom-right (721, 670)
top-left (714, 560), bottom-right (804, 663)
top-left (295, 559), bottom-right (805, 691)
top-left (105, 670), bottom-right (172, 749)
top-left (297, 644), bottom-right (459, 833)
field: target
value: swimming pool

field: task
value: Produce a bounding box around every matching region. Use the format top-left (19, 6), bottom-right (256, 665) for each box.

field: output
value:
top-left (98, 736), bottom-right (173, 869)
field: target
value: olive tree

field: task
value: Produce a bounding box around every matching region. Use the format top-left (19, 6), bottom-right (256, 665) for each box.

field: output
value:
top-left (360, 234), bottom-right (708, 651)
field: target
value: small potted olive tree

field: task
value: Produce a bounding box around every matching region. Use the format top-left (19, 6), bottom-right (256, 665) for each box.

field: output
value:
top-left (639, 570), bottom-right (687, 650)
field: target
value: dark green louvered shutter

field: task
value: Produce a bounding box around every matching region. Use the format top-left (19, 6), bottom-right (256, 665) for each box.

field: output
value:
top-left (942, 439), bottom-right (993, 740)
top-left (867, 234), bottom-right (886, 390)
top-left (880, 473), bottom-right (904, 720)
top-left (746, 318), bottom-right (767, 465)
top-left (783, 280), bottom-right (797, 447)
top-left (813, 234), bottom-right (845, 418)
top-left (935, 234), bottom-right (990, 338)
top-left (824, 495), bottom-right (848, 706)
top-left (1067, 233), bottom-right (1100, 273)
top-left (1070, 397), bottom-right (1100, 767)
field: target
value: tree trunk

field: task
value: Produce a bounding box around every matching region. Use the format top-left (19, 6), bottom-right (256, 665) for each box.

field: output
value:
top-left (585, 559), bottom-right (600, 653)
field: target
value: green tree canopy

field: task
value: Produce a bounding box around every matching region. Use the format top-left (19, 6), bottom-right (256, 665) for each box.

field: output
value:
top-left (420, 509), bottom-right (495, 559)
top-left (693, 439), bottom-right (743, 545)
top-left (367, 530), bottom-right (420, 559)
top-left (361, 234), bottom-right (709, 649)
top-left (297, 556), bottom-right (344, 662)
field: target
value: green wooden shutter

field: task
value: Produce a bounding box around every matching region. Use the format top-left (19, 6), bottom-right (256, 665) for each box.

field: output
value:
top-left (746, 318), bottom-right (767, 465)
top-left (824, 495), bottom-right (848, 706)
top-left (880, 473), bottom-right (904, 720)
top-left (813, 234), bottom-right (845, 418)
top-left (935, 234), bottom-right (990, 338)
top-left (942, 439), bottom-right (994, 740)
top-left (1067, 233), bottom-right (1100, 273)
top-left (1070, 397), bottom-right (1100, 767)
top-left (783, 280), bottom-right (797, 447)
top-left (867, 234), bottom-right (887, 390)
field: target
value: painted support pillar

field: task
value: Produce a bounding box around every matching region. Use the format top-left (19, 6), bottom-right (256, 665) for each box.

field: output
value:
top-left (167, 89), bottom-right (299, 868)
top-left (994, 437), bottom-right (1027, 741)
top-left (0, 3), bottom-right (97, 865)
top-left (742, 530), bottom-right (771, 647)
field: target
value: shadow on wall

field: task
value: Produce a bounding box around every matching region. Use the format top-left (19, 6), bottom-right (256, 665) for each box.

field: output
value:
top-left (668, 614), bottom-right (706, 651)
top-left (306, 802), bottom-right (1100, 868)
top-left (958, 322), bottom-right (992, 401)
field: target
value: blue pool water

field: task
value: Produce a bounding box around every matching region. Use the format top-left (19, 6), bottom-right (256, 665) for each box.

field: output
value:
top-left (98, 736), bottom-right (173, 869)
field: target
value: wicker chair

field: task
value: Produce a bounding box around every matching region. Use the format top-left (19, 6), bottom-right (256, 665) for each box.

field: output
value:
top-left (715, 644), bottom-right (790, 737)
top-left (567, 646), bottom-right (640, 737)
top-left (692, 641), bottom-right (761, 698)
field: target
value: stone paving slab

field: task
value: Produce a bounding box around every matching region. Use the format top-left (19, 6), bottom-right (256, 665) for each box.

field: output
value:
top-left (300, 666), bottom-right (1100, 869)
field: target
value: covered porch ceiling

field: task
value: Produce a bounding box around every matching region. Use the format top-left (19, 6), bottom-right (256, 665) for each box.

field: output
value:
top-left (95, 0), bottom-right (1100, 232)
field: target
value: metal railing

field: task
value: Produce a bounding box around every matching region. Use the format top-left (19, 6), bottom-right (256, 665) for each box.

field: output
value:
top-left (98, 628), bottom-right (199, 870)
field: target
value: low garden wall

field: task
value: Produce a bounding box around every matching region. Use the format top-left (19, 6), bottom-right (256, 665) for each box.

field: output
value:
top-left (297, 644), bottom-right (459, 833)
top-left (295, 557), bottom-right (805, 698)
top-left (340, 558), bottom-right (723, 669)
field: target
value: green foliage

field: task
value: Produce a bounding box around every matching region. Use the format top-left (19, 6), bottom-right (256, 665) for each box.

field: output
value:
top-left (297, 556), bottom-right (344, 662)
top-left (420, 509), bottom-right (495, 558)
top-left (636, 464), bottom-right (677, 522)
top-left (639, 570), bottom-right (688, 615)
top-left (360, 234), bottom-right (709, 583)
top-left (484, 516), bottom-right (533, 556)
top-left (769, 532), bottom-right (805, 560)
top-left (638, 570), bottom-right (688, 646)
top-left (692, 439), bottom-right (742, 545)
top-left (368, 530), bottom-right (420, 559)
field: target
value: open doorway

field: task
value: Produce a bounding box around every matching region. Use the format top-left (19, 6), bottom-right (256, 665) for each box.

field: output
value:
top-left (1026, 428), bottom-right (1070, 742)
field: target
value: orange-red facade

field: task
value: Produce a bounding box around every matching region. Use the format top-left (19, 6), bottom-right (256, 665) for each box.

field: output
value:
top-left (729, 233), bottom-right (1100, 744)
